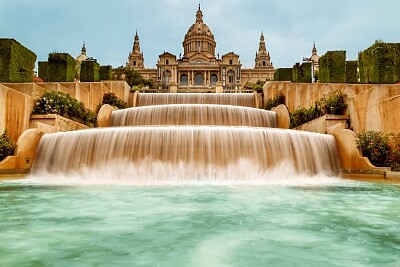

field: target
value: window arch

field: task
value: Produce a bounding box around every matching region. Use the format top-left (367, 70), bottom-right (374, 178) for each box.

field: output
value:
top-left (180, 74), bottom-right (188, 86)
top-left (194, 73), bottom-right (204, 86)
top-left (210, 74), bottom-right (218, 86)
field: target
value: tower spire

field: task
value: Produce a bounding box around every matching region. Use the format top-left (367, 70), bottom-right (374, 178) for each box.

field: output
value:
top-left (196, 4), bottom-right (203, 23)
top-left (81, 41), bottom-right (86, 55)
top-left (312, 42), bottom-right (317, 56)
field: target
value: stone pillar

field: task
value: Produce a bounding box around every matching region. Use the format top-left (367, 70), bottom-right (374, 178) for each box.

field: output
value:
top-left (216, 82), bottom-right (223, 93)
top-left (170, 82), bottom-right (178, 93)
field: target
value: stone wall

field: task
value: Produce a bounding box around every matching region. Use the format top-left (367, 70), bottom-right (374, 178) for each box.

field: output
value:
top-left (0, 81), bottom-right (131, 141)
top-left (379, 95), bottom-right (400, 133)
top-left (263, 82), bottom-right (400, 134)
top-left (0, 85), bottom-right (34, 142)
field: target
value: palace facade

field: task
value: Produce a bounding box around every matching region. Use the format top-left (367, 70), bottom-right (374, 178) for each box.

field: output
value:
top-left (126, 5), bottom-right (275, 90)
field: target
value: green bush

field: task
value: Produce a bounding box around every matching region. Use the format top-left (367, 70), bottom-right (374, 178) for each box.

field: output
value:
top-left (358, 41), bottom-right (400, 84)
top-left (318, 51), bottom-right (346, 83)
top-left (38, 61), bottom-right (48, 82)
top-left (274, 68), bottom-right (293, 81)
top-left (99, 92), bottom-right (128, 110)
top-left (356, 131), bottom-right (392, 167)
top-left (80, 60), bottom-right (100, 82)
top-left (292, 62), bottom-right (312, 83)
top-left (290, 103), bottom-right (323, 128)
top-left (99, 65), bottom-right (113, 81)
top-left (0, 39), bottom-right (37, 83)
top-left (346, 61), bottom-right (358, 83)
top-left (265, 92), bottom-right (285, 110)
top-left (48, 53), bottom-right (76, 82)
top-left (32, 91), bottom-right (97, 127)
top-left (320, 90), bottom-right (348, 115)
top-left (0, 131), bottom-right (16, 162)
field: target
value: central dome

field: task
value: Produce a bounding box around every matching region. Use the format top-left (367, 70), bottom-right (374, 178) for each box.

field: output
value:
top-left (185, 7), bottom-right (214, 39)
top-left (182, 5), bottom-right (216, 61)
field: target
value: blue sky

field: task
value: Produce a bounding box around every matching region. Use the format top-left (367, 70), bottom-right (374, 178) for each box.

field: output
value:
top-left (1, 0), bottom-right (399, 69)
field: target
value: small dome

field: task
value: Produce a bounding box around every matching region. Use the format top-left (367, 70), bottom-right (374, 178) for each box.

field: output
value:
top-left (76, 42), bottom-right (87, 62)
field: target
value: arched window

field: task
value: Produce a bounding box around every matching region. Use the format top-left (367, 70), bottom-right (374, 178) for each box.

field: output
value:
top-left (194, 73), bottom-right (204, 86)
top-left (163, 70), bottom-right (171, 86)
top-left (210, 74), bottom-right (218, 86)
top-left (227, 70), bottom-right (235, 84)
top-left (180, 74), bottom-right (188, 86)
top-left (229, 59), bottom-right (233, 65)
top-left (133, 61), bottom-right (137, 66)
top-left (263, 61), bottom-right (266, 66)
top-left (166, 59), bottom-right (169, 65)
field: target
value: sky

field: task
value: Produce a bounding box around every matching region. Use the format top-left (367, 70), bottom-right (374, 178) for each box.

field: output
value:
top-left (1, 0), bottom-right (399, 70)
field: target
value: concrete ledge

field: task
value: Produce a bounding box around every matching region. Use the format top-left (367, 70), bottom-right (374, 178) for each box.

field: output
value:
top-left (97, 104), bottom-right (117, 127)
top-left (295, 115), bottom-right (349, 134)
top-left (273, 104), bottom-right (290, 129)
top-left (327, 123), bottom-right (383, 170)
top-left (30, 114), bottom-right (89, 133)
top-left (342, 170), bottom-right (400, 184)
top-left (0, 128), bottom-right (44, 172)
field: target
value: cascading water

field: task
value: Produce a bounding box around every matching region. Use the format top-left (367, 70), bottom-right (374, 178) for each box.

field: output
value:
top-left (31, 127), bottom-right (341, 184)
top-left (136, 93), bottom-right (255, 107)
top-left (110, 104), bottom-right (277, 127)
top-left (30, 93), bottom-right (342, 184)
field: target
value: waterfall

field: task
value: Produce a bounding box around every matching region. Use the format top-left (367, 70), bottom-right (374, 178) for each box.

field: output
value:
top-left (110, 105), bottom-right (277, 128)
top-left (31, 92), bottom-right (342, 184)
top-left (32, 127), bottom-right (341, 182)
top-left (137, 93), bottom-right (255, 107)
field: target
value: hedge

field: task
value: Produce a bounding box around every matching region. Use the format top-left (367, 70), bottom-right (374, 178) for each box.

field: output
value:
top-left (274, 68), bottom-right (293, 81)
top-left (358, 41), bottom-right (400, 84)
top-left (318, 51), bottom-right (346, 83)
top-left (38, 61), bottom-right (48, 82)
top-left (0, 39), bottom-right (37, 83)
top-left (48, 53), bottom-right (76, 82)
top-left (80, 60), bottom-right (100, 82)
top-left (99, 65), bottom-right (113, 81)
top-left (346, 61), bottom-right (358, 83)
top-left (292, 62), bottom-right (311, 83)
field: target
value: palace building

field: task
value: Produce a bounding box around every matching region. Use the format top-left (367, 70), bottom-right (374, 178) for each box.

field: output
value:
top-left (126, 5), bottom-right (275, 90)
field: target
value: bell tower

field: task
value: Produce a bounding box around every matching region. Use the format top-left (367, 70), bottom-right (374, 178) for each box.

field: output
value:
top-left (254, 32), bottom-right (273, 69)
top-left (127, 31), bottom-right (145, 70)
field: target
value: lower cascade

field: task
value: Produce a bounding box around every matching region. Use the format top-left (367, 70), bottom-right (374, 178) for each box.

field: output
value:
top-left (31, 126), bottom-right (341, 183)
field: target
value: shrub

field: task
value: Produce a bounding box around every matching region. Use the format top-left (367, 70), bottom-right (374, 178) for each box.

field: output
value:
top-left (292, 62), bottom-right (312, 83)
top-left (80, 60), bottom-right (100, 82)
top-left (265, 92), bottom-right (285, 110)
top-left (32, 91), bottom-right (97, 127)
top-left (0, 39), bottom-right (37, 83)
top-left (103, 92), bottom-right (128, 109)
top-left (274, 68), bottom-right (293, 81)
top-left (48, 53), bottom-right (76, 82)
top-left (0, 131), bottom-right (16, 162)
top-left (290, 103), bottom-right (323, 128)
top-left (356, 131), bottom-right (391, 167)
top-left (320, 90), bottom-right (348, 115)
top-left (96, 92), bottom-right (128, 113)
top-left (318, 51), bottom-right (346, 83)
top-left (99, 65), bottom-right (113, 81)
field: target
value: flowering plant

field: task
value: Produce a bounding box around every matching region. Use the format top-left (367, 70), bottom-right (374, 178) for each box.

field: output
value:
top-left (32, 91), bottom-right (97, 127)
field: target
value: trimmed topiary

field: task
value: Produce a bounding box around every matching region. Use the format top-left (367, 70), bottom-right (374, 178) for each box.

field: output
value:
top-left (0, 39), bottom-right (37, 83)
top-left (48, 53), bottom-right (76, 82)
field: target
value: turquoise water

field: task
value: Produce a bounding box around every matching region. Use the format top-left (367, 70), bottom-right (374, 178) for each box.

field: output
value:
top-left (1, 179), bottom-right (400, 266)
